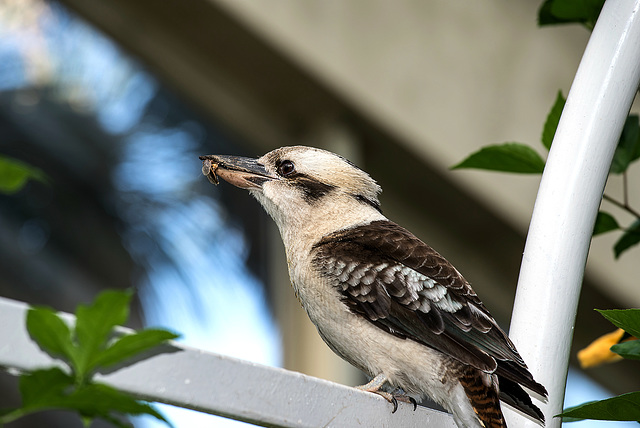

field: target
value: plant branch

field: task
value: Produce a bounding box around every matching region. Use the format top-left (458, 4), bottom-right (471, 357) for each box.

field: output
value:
top-left (603, 193), bottom-right (640, 219)
top-left (623, 171), bottom-right (629, 208)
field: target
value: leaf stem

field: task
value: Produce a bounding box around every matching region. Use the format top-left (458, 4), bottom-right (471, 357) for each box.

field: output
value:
top-left (603, 193), bottom-right (640, 219)
top-left (623, 171), bottom-right (629, 208)
top-left (0, 408), bottom-right (36, 424)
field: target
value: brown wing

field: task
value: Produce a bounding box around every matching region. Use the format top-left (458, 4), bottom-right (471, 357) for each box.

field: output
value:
top-left (312, 220), bottom-right (546, 401)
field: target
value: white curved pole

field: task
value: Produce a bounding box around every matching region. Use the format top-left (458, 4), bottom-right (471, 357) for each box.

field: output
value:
top-left (506, 1), bottom-right (640, 427)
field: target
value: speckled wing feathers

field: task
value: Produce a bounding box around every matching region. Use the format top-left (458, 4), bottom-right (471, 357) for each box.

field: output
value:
top-left (313, 221), bottom-right (517, 369)
top-left (312, 220), bottom-right (547, 405)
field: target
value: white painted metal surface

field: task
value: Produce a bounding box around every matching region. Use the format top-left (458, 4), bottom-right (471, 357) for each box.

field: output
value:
top-left (507, 1), bottom-right (640, 427)
top-left (0, 296), bottom-right (455, 427)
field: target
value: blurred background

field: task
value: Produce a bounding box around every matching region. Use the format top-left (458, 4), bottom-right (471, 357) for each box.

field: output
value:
top-left (0, 0), bottom-right (638, 427)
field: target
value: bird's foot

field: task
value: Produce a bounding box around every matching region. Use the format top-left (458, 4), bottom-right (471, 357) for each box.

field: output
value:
top-left (391, 391), bottom-right (418, 411)
top-left (356, 374), bottom-right (417, 413)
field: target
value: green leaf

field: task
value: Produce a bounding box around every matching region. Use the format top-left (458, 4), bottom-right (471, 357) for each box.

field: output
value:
top-left (74, 289), bottom-right (133, 381)
top-left (0, 367), bottom-right (73, 426)
top-left (539, 0), bottom-right (605, 30)
top-left (0, 368), bottom-right (75, 424)
top-left (0, 155), bottom-right (48, 194)
top-left (539, 0), bottom-right (575, 26)
top-left (611, 340), bottom-right (640, 360)
top-left (559, 391), bottom-right (640, 421)
top-left (65, 383), bottom-right (173, 427)
top-left (592, 211), bottom-right (619, 236)
top-left (451, 143), bottom-right (546, 173)
top-left (2, 375), bottom-right (173, 427)
top-left (19, 368), bottom-right (74, 407)
top-left (92, 329), bottom-right (180, 370)
top-left (597, 308), bottom-right (640, 338)
top-left (614, 219), bottom-right (640, 259)
top-left (541, 91), bottom-right (566, 150)
top-left (4, 289), bottom-right (177, 428)
top-left (610, 114), bottom-right (640, 174)
top-left (26, 307), bottom-right (76, 365)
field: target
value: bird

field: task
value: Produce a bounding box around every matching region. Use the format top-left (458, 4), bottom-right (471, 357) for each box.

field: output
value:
top-left (199, 146), bottom-right (547, 428)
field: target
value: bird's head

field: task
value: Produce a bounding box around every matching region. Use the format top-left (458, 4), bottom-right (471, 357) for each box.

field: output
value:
top-left (200, 146), bottom-right (384, 238)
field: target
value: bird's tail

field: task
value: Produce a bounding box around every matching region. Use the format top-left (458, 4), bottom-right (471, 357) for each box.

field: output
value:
top-left (498, 378), bottom-right (545, 426)
top-left (459, 368), bottom-right (507, 428)
top-left (494, 360), bottom-right (546, 425)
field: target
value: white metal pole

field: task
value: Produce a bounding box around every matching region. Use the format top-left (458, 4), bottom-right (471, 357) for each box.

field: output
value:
top-left (505, 1), bottom-right (640, 427)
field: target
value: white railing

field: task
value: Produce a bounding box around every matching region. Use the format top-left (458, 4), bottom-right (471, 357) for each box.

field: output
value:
top-left (0, 296), bottom-right (455, 427)
top-left (507, 0), bottom-right (640, 427)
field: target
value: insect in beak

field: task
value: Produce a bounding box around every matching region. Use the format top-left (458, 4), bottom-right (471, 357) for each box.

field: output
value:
top-left (201, 158), bottom-right (219, 185)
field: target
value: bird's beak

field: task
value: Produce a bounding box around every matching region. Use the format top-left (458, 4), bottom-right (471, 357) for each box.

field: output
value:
top-left (199, 155), bottom-right (275, 189)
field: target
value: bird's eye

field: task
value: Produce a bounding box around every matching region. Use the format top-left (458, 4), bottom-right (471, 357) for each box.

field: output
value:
top-left (277, 160), bottom-right (296, 177)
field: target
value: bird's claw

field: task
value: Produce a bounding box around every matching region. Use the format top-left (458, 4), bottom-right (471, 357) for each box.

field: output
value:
top-left (364, 390), bottom-right (417, 413)
top-left (356, 374), bottom-right (417, 413)
top-left (366, 390), bottom-right (399, 413)
top-left (391, 393), bottom-right (417, 412)
top-left (390, 395), bottom-right (398, 413)
top-left (398, 394), bottom-right (417, 411)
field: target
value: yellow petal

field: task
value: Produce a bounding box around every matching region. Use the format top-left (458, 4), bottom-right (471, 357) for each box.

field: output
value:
top-left (577, 328), bottom-right (626, 369)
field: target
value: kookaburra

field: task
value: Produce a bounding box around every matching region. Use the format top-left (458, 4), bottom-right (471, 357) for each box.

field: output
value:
top-left (199, 146), bottom-right (547, 428)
